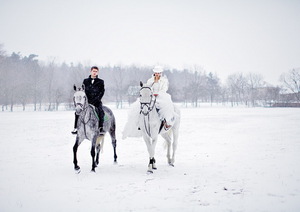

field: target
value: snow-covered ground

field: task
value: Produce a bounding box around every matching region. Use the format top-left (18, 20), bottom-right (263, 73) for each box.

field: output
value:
top-left (0, 106), bottom-right (299, 212)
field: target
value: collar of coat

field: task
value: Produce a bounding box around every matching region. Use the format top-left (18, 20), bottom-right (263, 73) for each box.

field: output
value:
top-left (89, 75), bottom-right (99, 79)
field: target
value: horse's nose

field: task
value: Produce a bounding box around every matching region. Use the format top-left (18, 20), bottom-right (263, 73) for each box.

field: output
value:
top-left (75, 106), bottom-right (82, 114)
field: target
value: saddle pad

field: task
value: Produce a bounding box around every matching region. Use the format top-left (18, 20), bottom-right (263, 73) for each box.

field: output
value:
top-left (90, 105), bottom-right (109, 122)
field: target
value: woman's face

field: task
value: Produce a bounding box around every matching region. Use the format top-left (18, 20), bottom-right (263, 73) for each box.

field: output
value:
top-left (154, 72), bottom-right (161, 77)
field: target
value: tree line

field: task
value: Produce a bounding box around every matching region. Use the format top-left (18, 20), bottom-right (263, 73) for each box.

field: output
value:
top-left (0, 47), bottom-right (299, 111)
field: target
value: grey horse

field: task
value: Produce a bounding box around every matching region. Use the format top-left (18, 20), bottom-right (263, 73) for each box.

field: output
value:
top-left (73, 85), bottom-right (117, 172)
top-left (139, 82), bottom-right (181, 173)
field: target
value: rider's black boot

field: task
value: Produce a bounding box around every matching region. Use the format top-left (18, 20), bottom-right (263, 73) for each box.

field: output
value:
top-left (71, 113), bottom-right (79, 134)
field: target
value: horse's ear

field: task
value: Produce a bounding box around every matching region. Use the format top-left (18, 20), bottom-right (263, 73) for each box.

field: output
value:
top-left (140, 81), bottom-right (143, 87)
top-left (82, 84), bottom-right (85, 91)
top-left (73, 84), bottom-right (77, 91)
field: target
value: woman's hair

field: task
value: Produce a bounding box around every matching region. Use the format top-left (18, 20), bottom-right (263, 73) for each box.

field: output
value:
top-left (91, 66), bottom-right (99, 71)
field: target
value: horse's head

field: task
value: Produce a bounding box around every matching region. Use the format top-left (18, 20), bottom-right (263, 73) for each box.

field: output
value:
top-left (73, 84), bottom-right (87, 115)
top-left (139, 81), bottom-right (155, 115)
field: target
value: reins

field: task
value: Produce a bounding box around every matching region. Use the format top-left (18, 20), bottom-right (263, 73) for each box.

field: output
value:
top-left (139, 86), bottom-right (157, 137)
top-left (74, 93), bottom-right (92, 139)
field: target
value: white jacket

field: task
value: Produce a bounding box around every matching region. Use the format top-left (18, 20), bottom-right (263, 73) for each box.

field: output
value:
top-left (147, 76), bottom-right (169, 94)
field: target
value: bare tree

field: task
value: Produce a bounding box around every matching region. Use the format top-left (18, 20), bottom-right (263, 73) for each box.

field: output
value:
top-left (0, 44), bottom-right (7, 110)
top-left (19, 54), bottom-right (40, 111)
top-left (227, 73), bottom-right (247, 106)
top-left (206, 72), bottom-right (221, 106)
top-left (246, 73), bottom-right (264, 106)
top-left (188, 66), bottom-right (207, 107)
top-left (280, 68), bottom-right (300, 102)
top-left (180, 70), bottom-right (192, 107)
top-left (111, 66), bottom-right (127, 109)
top-left (43, 60), bottom-right (57, 111)
top-left (7, 52), bottom-right (24, 111)
top-left (257, 86), bottom-right (281, 106)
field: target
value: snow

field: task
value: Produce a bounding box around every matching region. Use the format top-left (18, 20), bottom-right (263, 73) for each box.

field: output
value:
top-left (0, 107), bottom-right (300, 212)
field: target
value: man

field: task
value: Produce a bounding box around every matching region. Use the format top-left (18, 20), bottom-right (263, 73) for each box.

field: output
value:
top-left (72, 66), bottom-right (105, 134)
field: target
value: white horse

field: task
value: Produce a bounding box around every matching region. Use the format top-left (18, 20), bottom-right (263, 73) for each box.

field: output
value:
top-left (139, 82), bottom-right (181, 173)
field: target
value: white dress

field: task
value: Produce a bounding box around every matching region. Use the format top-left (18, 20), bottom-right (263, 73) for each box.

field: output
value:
top-left (147, 76), bottom-right (175, 125)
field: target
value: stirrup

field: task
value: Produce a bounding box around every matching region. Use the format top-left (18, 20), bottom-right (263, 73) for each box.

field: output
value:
top-left (71, 128), bottom-right (77, 134)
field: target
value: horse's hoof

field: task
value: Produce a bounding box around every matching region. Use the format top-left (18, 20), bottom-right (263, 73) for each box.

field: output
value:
top-left (74, 168), bottom-right (81, 174)
top-left (91, 169), bottom-right (96, 173)
top-left (169, 163), bottom-right (175, 167)
top-left (147, 170), bottom-right (153, 174)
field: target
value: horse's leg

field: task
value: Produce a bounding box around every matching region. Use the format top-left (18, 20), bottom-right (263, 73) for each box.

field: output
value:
top-left (143, 135), bottom-right (153, 172)
top-left (144, 136), bottom-right (158, 173)
top-left (161, 132), bottom-right (172, 165)
top-left (109, 122), bottom-right (118, 163)
top-left (170, 123), bottom-right (180, 166)
top-left (148, 157), bottom-right (156, 173)
top-left (151, 157), bottom-right (157, 170)
top-left (90, 135), bottom-right (97, 172)
top-left (95, 136), bottom-right (102, 166)
top-left (73, 136), bottom-right (81, 172)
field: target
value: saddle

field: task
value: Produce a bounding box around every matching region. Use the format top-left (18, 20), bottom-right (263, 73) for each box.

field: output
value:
top-left (90, 105), bottom-right (101, 121)
top-left (90, 105), bottom-right (108, 122)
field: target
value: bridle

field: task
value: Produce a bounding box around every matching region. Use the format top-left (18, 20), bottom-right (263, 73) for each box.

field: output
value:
top-left (73, 91), bottom-right (92, 138)
top-left (139, 86), bottom-right (157, 137)
top-left (73, 94), bottom-right (88, 115)
top-left (140, 86), bottom-right (156, 116)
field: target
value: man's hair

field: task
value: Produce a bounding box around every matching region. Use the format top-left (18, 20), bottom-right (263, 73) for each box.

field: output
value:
top-left (91, 66), bottom-right (99, 71)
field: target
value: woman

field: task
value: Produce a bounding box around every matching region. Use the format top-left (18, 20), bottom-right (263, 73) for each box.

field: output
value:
top-left (122, 66), bottom-right (175, 139)
top-left (146, 66), bottom-right (175, 128)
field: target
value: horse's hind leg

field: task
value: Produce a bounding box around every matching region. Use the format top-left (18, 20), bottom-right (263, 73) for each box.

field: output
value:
top-left (109, 123), bottom-right (118, 163)
top-left (170, 126), bottom-right (180, 166)
top-left (73, 137), bottom-right (81, 172)
top-left (161, 133), bottom-right (173, 166)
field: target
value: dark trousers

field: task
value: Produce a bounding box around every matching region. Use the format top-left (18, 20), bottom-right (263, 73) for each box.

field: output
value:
top-left (97, 105), bottom-right (104, 128)
top-left (74, 105), bottom-right (104, 129)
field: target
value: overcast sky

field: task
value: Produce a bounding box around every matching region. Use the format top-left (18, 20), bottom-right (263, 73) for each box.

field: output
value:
top-left (1, 0), bottom-right (299, 84)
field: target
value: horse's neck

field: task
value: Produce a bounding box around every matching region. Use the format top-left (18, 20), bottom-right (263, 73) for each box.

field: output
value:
top-left (80, 105), bottom-right (92, 122)
top-left (140, 109), bottom-right (160, 139)
top-left (144, 108), bottom-right (160, 125)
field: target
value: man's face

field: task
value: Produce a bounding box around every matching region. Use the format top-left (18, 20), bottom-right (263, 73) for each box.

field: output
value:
top-left (91, 68), bottom-right (98, 78)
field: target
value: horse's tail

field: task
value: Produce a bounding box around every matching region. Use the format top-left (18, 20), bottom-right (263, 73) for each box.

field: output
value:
top-left (96, 135), bottom-right (105, 153)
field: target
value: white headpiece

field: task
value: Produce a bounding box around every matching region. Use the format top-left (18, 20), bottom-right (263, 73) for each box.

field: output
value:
top-left (152, 66), bottom-right (164, 73)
